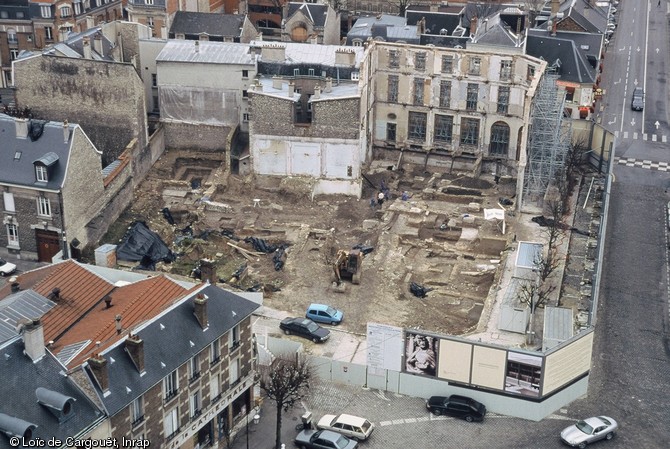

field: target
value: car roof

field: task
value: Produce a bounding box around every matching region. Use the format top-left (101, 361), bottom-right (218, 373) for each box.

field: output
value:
top-left (308, 303), bottom-right (330, 311)
top-left (298, 318), bottom-right (315, 326)
top-left (584, 416), bottom-right (608, 426)
top-left (334, 414), bottom-right (368, 426)
top-left (318, 429), bottom-right (346, 442)
top-left (633, 87), bottom-right (644, 94)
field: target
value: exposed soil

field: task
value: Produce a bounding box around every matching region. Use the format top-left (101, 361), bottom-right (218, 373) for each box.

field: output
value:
top-left (97, 151), bottom-right (520, 336)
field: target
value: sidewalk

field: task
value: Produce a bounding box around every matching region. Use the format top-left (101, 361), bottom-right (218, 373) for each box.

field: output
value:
top-left (231, 396), bottom-right (306, 449)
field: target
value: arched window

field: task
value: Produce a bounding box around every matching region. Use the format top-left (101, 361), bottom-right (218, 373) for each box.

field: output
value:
top-left (490, 122), bottom-right (510, 156)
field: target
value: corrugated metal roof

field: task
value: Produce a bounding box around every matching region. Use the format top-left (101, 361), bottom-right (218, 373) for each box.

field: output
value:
top-left (543, 306), bottom-right (574, 351)
top-left (156, 40), bottom-right (255, 65)
top-left (55, 339), bottom-right (91, 366)
top-left (34, 151), bottom-right (59, 167)
top-left (0, 290), bottom-right (56, 343)
top-left (516, 242), bottom-right (543, 268)
top-left (252, 41), bottom-right (365, 68)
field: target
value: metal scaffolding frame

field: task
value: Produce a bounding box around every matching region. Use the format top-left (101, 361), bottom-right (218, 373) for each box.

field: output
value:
top-left (523, 73), bottom-right (572, 203)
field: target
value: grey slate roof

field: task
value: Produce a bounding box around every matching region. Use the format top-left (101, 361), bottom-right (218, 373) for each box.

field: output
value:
top-left (156, 40), bottom-right (255, 65)
top-left (471, 14), bottom-right (520, 47)
top-left (346, 15), bottom-right (420, 45)
top-left (406, 10), bottom-right (461, 36)
top-left (0, 338), bottom-right (103, 446)
top-left (0, 290), bottom-right (55, 344)
top-left (0, 114), bottom-right (73, 191)
top-left (528, 28), bottom-right (603, 70)
top-left (85, 284), bottom-right (260, 416)
top-left (566, 0), bottom-right (608, 34)
top-left (286, 3), bottom-right (329, 28)
top-left (169, 11), bottom-right (245, 38)
top-left (526, 34), bottom-right (597, 84)
top-left (44, 27), bottom-right (115, 61)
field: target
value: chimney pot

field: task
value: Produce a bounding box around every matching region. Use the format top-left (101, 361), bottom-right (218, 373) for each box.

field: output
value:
top-left (115, 315), bottom-right (122, 334)
top-left (82, 37), bottom-right (92, 59)
top-left (195, 41), bottom-right (200, 53)
top-left (63, 121), bottom-right (69, 143)
top-left (325, 77), bottom-right (333, 93)
top-left (313, 85), bottom-right (321, 100)
top-left (288, 82), bottom-right (295, 97)
top-left (272, 75), bottom-right (282, 90)
top-left (104, 295), bottom-right (112, 309)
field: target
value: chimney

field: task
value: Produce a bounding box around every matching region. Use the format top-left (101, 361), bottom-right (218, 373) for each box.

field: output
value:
top-left (20, 319), bottom-right (45, 362)
top-left (193, 294), bottom-right (208, 329)
top-left (313, 85), bottom-right (321, 100)
top-left (82, 37), bottom-right (92, 59)
top-left (160, 26), bottom-right (168, 39)
top-left (63, 120), bottom-right (69, 143)
top-left (88, 355), bottom-right (109, 392)
top-left (334, 49), bottom-right (356, 67)
top-left (288, 82), bottom-right (295, 97)
top-left (199, 259), bottom-right (217, 284)
top-left (48, 288), bottom-right (61, 302)
top-left (86, 16), bottom-right (95, 30)
top-left (15, 118), bottom-right (29, 139)
top-left (194, 40), bottom-right (200, 53)
top-left (103, 295), bottom-right (112, 309)
top-left (93, 33), bottom-right (103, 56)
top-left (272, 75), bottom-right (282, 90)
top-left (256, 33), bottom-right (263, 41)
top-left (551, 0), bottom-right (560, 17)
top-left (310, 34), bottom-right (318, 45)
top-left (470, 15), bottom-right (478, 35)
top-left (125, 334), bottom-right (145, 373)
top-left (551, 20), bottom-right (557, 36)
top-left (254, 79), bottom-right (263, 92)
top-left (325, 77), bottom-right (333, 93)
top-left (417, 17), bottom-right (426, 36)
top-left (115, 314), bottom-right (122, 334)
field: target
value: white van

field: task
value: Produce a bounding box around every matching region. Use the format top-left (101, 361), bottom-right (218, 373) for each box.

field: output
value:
top-left (316, 413), bottom-right (375, 441)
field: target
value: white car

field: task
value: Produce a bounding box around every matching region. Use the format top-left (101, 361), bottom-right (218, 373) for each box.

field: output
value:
top-left (316, 414), bottom-right (374, 441)
top-left (560, 416), bottom-right (618, 448)
top-left (0, 258), bottom-right (16, 276)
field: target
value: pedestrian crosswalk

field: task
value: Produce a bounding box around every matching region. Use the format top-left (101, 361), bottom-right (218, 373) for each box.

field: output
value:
top-left (614, 131), bottom-right (668, 142)
top-left (615, 157), bottom-right (670, 171)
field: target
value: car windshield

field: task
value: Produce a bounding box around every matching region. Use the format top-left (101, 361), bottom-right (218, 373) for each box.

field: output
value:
top-left (306, 322), bottom-right (319, 332)
top-left (361, 420), bottom-right (372, 431)
top-left (0, 259), bottom-right (6, 265)
top-left (575, 420), bottom-right (594, 435)
top-left (334, 435), bottom-right (349, 448)
top-left (597, 417), bottom-right (611, 426)
top-left (326, 306), bottom-right (337, 316)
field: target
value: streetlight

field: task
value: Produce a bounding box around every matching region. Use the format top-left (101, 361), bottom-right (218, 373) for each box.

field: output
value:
top-left (246, 411), bottom-right (260, 449)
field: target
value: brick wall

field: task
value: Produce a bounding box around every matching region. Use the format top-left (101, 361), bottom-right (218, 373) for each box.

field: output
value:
top-left (13, 55), bottom-right (147, 167)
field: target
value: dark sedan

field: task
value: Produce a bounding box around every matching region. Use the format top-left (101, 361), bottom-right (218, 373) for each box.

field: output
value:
top-left (426, 395), bottom-right (486, 422)
top-left (279, 317), bottom-right (330, 343)
top-left (295, 429), bottom-right (357, 449)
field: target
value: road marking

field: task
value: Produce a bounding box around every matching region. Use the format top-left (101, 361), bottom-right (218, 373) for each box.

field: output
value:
top-left (653, 134), bottom-right (658, 142)
top-left (634, 132), bottom-right (639, 139)
top-left (664, 135), bottom-right (668, 143)
top-left (623, 131), bottom-right (628, 139)
top-left (643, 133), bottom-right (648, 141)
top-left (615, 157), bottom-right (670, 172)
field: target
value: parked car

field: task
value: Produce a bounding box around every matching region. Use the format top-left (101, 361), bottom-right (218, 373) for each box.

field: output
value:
top-left (0, 258), bottom-right (16, 276)
top-left (295, 429), bottom-right (358, 449)
top-left (631, 87), bottom-right (644, 111)
top-left (280, 317), bottom-right (330, 343)
top-left (560, 416), bottom-right (618, 448)
top-left (316, 414), bottom-right (374, 441)
top-left (306, 303), bottom-right (344, 325)
top-left (426, 395), bottom-right (486, 422)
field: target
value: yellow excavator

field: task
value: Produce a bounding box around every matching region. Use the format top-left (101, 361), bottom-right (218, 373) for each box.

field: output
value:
top-left (332, 249), bottom-right (363, 285)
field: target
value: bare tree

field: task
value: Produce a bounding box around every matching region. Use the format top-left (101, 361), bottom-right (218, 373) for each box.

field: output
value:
top-left (260, 354), bottom-right (312, 449)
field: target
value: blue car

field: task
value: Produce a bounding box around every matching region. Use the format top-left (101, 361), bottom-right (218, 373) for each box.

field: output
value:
top-left (306, 303), bottom-right (343, 325)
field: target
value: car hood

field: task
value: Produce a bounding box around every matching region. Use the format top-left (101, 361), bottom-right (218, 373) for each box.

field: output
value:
top-left (317, 414), bottom-right (337, 428)
top-left (561, 425), bottom-right (586, 444)
top-left (314, 327), bottom-right (330, 339)
top-left (0, 262), bottom-right (16, 273)
top-left (333, 310), bottom-right (344, 321)
top-left (295, 429), bottom-right (318, 444)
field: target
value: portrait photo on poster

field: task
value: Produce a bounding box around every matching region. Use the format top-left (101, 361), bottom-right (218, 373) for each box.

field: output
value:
top-left (405, 333), bottom-right (438, 376)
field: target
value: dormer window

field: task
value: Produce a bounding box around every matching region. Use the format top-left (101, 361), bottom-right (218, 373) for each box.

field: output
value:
top-left (36, 165), bottom-right (48, 182)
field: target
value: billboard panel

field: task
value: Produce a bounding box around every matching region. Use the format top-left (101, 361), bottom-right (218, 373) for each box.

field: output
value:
top-left (543, 331), bottom-right (594, 395)
top-left (404, 332), bottom-right (439, 377)
top-left (366, 323), bottom-right (403, 375)
top-left (504, 352), bottom-right (543, 397)
top-left (437, 339), bottom-right (473, 383)
top-left (470, 346), bottom-right (506, 390)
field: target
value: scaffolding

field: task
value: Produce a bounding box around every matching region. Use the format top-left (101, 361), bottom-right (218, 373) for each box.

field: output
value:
top-left (523, 73), bottom-right (572, 204)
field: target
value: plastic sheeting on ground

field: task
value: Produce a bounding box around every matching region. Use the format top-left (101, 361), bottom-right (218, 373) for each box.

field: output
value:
top-left (116, 221), bottom-right (176, 270)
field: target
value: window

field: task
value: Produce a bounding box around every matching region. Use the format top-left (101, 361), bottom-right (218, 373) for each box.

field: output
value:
top-left (151, 74), bottom-right (157, 87)
top-left (527, 65), bottom-right (536, 81)
top-left (37, 197), bottom-right (51, 217)
top-left (16, 12), bottom-right (24, 19)
top-left (9, 49), bottom-right (19, 61)
top-left (439, 81), bottom-right (451, 108)
top-left (229, 358), bottom-right (240, 385)
top-left (500, 60), bottom-right (513, 81)
top-left (466, 83), bottom-right (479, 111)
top-left (293, 68), bottom-right (300, 77)
top-left (210, 340), bottom-right (220, 365)
top-left (60, 6), bottom-right (72, 18)
top-left (147, 17), bottom-right (154, 28)
top-left (389, 49), bottom-right (400, 68)
top-left (145, 0), bottom-right (155, 5)
top-left (413, 78), bottom-right (424, 105)
top-left (352, 40), bottom-right (362, 47)
top-left (36, 165), bottom-right (48, 182)
top-left (7, 30), bottom-right (18, 45)
top-left (243, 113), bottom-right (250, 122)
top-left (242, 70), bottom-right (249, 78)
top-left (408, 112), bottom-right (427, 142)
top-left (3, 193), bottom-right (15, 212)
top-left (163, 370), bottom-right (179, 402)
top-left (386, 123), bottom-right (396, 141)
top-left (45, 27), bottom-right (53, 41)
top-left (188, 355), bottom-right (200, 382)
top-left (308, 68), bottom-right (314, 76)
top-left (131, 396), bottom-right (144, 426)
top-left (414, 52), bottom-right (426, 71)
top-left (434, 115), bottom-right (453, 143)
top-left (6, 224), bottom-right (18, 247)
top-left (468, 57), bottom-right (481, 75)
top-left (74, 2), bottom-right (81, 15)
top-left (210, 374), bottom-right (221, 402)
top-left (490, 122), bottom-right (510, 155)
top-left (41, 6), bottom-right (51, 18)
top-left (152, 95), bottom-right (159, 112)
top-left (460, 118), bottom-right (480, 146)
top-left (497, 87), bottom-right (510, 114)
top-left (387, 75), bottom-right (399, 102)
top-left (189, 390), bottom-right (201, 419)
top-left (229, 325), bottom-right (240, 350)
top-left (351, 71), bottom-right (360, 81)
top-left (164, 407), bottom-right (179, 440)
top-left (242, 90), bottom-right (248, 98)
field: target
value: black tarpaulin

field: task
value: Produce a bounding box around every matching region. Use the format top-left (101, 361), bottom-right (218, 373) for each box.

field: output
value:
top-left (116, 221), bottom-right (175, 269)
